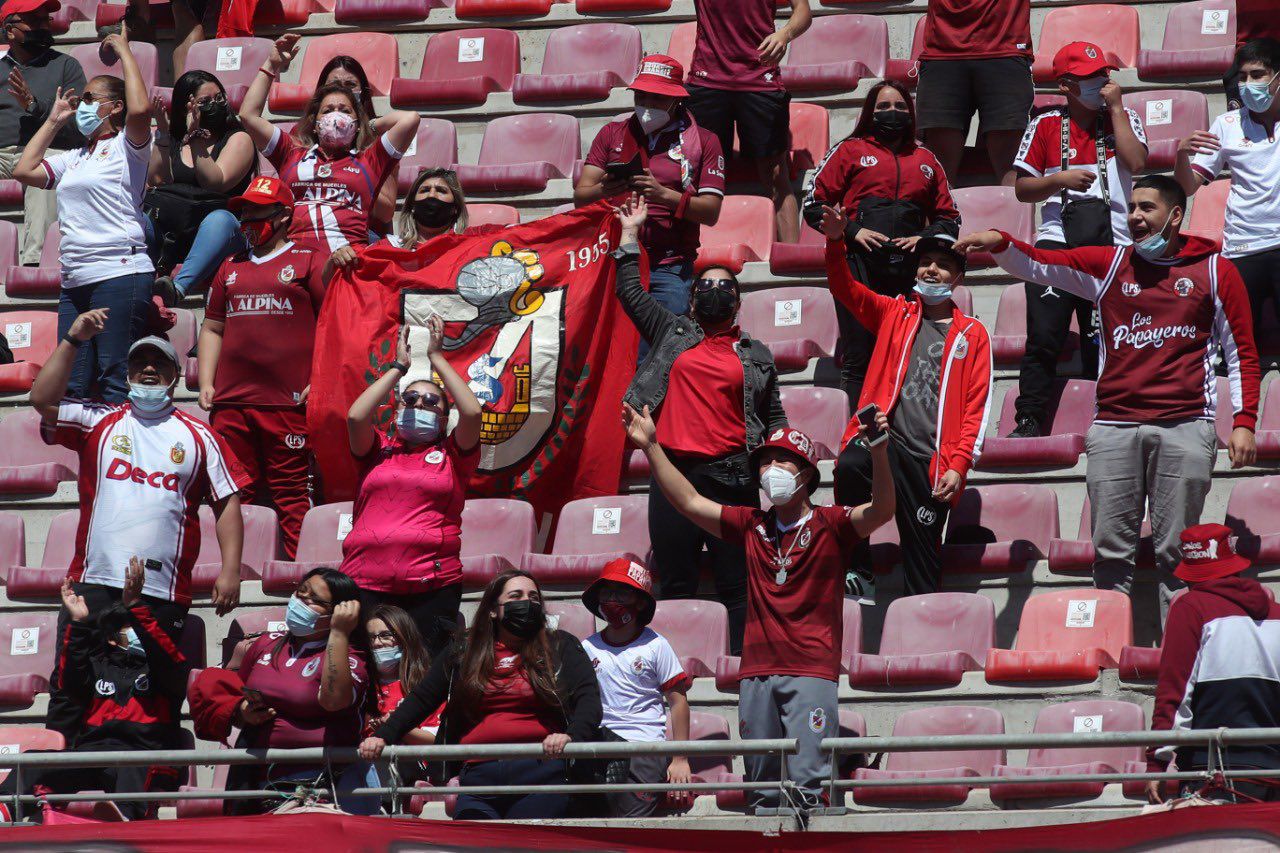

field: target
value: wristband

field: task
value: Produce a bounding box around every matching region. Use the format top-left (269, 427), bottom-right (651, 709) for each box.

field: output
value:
top-left (258, 67), bottom-right (279, 81)
top-left (387, 360), bottom-right (409, 374)
top-left (62, 333), bottom-right (83, 348)
top-left (674, 188), bottom-right (695, 220)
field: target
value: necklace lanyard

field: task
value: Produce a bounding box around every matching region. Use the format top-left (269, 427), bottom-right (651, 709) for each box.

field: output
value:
top-left (770, 516), bottom-right (810, 585)
top-left (1060, 111), bottom-right (1110, 208)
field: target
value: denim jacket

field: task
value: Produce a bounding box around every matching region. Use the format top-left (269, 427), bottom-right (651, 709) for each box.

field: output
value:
top-left (613, 244), bottom-right (787, 452)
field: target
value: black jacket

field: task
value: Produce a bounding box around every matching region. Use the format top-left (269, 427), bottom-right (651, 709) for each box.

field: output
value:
top-left (614, 244), bottom-right (787, 453)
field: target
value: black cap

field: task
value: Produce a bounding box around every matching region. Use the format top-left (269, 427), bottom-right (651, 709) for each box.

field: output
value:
top-left (914, 234), bottom-right (966, 269)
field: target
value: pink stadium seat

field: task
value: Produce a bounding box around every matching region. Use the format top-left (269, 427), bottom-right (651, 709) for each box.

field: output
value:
top-left (462, 498), bottom-right (538, 589)
top-left (466, 203), bottom-right (520, 228)
top-left (991, 700), bottom-right (1146, 801)
top-left (396, 119), bottom-right (460, 194)
top-left (184, 38), bottom-right (274, 109)
top-left (985, 589), bottom-right (1132, 682)
top-left (0, 409), bottom-right (76, 495)
top-left (1212, 376), bottom-right (1237, 449)
top-left (768, 226), bottom-right (825, 277)
top-left (1182, 178), bottom-right (1229, 243)
top-left (335, 0), bottom-right (440, 25)
top-left (991, 282), bottom-right (1079, 364)
top-left (727, 102), bottom-right (828, 183)
top-left (778, 386), bottom-right (848, 460)
top-left (649, 600), bottom-right (728, 678)
top-left (1124, 91), bottom-right (1209, 172)
top-left (520, 495), bottom-right (648, 586)
top-left (1118, 645), bottom-right (1162, 681)
top-left (885, 15), bottom-right (925, 89)
top-left (1225, 475), bottom-right (1280, 564)
top-left (1138, 0), bottom-right (1236, 83)
top-left (577, 0), bottom-right (669, 10)
top-left (512, 24), bottom-right (641, 104)
top-left (258, 0), bottom-right (334, 26)
top-left (1048, 496), bottom-right (1154, 574)
top-left (677, 712), bottom-right (733, 784)
top-left (0, 727), bottom-right (64, 783)
top-left (0, 222), bottom-right (17, 287)
top-left (50, 0), bottom-right (95, 32)
top-left (952, 187), bottom-right (1034, 269)
top-left (454, 114), bottom-right (580, 193)
top-left (177, 754), bottom-right (231, 818)
top-left (0, 513), bottom-right (23, 584)
top-left (1031, 5), bottom-right (1141, 84)
top-left (737, 286), bottom-right (839, 372)
top-left (852, 706), bottom-right (1005, 805)
top-left (848, 593), bottom-right (994, 688)
top-left (546, 602), bottom-right (596, 640)
top-left (943, 484), bottom-right (1059, 574)
top-left (222, 608), bottom-right (286, 669)
top-left (5, 510), bottom-right (76, 598)
top-left (783, 14), bottom-right (887, 93)
top-left (0, 311), bottom-right (59, 392)
top-left (391, 29), bottom-right (520, 108)
top-left (70, 42), bottom-right (159, 91)
top-left (191, 505), bottom-right (277, 594)
top-left (0, 612), bottom-right (57, 706)
top-left (1255, 381), bottom-right (1280, 458)
top-left (714, 600), bottom-right (861, 691)
top-left (454, 0), bottom-right (553, 17)
top-left (0, 182), bottom-right (20, 209)
top-left (978, 380), bottom-right (1094, 469)
top-left (666, 23), bottom-right (695, 73)
top-left (96, 0), bottom-right (174, 29)
top-left (167, 307), bottom-right (198, 390)
top-left (260, 501), bottom-right (352, 594)
top-left (269, 33), bottom-right (400, 113)
top-left (5, 222), bottom-right (60, 298)
top-left (695, 196), bottom-right (774, 274)
top-left (950, 284), bottom-right (973, 316)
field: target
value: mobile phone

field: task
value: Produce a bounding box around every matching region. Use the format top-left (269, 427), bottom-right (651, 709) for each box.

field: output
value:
top-left (241, 688), bottom-right (266, 707)
top-left (856, 403), bottom-right (888, 447)
top-left (605, 156), bottom-right (643, 182)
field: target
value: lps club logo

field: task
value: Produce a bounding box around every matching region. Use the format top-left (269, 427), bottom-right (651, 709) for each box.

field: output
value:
top-left (285, 434), bottom-right (306, 450)
top-left (1121, 281), bottom-right (1141, 297)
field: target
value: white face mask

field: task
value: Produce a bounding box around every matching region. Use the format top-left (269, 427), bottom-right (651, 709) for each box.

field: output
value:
top-left (761, 466), bottom-right (801, 506)
top-left (634, 106), bottom-right (670, 134)
top-left (1074, 76), bottom-right (1107, 110)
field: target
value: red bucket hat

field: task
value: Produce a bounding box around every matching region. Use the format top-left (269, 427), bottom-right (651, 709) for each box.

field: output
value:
top-left (749, 428), bottom-right (820, 495)
top-left (1174, 523), bottom-right (1251, 583)
top-left (629, 54), bottom-right (689, 98)
top-left (227, 175), bottom-right (294, 212)
top-left (582, 558), bottom-right (657, 626)
top-left (1052, 41), bottom-right (1118, 80)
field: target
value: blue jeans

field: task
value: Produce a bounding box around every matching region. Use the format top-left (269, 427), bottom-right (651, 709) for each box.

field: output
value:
top-left (639, 260), bottom-right (694, 362)
top-left (454, 758), bottom-right (569, 820)
top-left (174, 209), bottom-right (248, 296)
top-left (56, 272), bottom-right (153, 403)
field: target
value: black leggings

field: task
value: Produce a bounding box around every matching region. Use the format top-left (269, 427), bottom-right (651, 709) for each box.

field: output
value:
top-left (358, 583), bottom-right (463, 659)
top-left (834, 251), bottom-right (915, 407)
top-left (1231, 246), bottom-right (1280, 337)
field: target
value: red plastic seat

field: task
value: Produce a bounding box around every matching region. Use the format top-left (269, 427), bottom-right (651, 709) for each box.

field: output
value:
top-left (191, 504), bottom-right (277, 594)
top-left (991, 282), bottom-right (1080, 364)
top-left (783, 14), bottom-right (887, 93)
top-left (1138, 0), bottom-right (1237, 83)
top-left (666, 23), bottom-right (695, 73)
top-left (1123, 91), bottom-right (1209, 172)
top-left (943, 484), bottom-right (1059, 574)
top-left (0, 311), bottom-right (59, 392)
top-left (885, 15), bottom-right (926, 89)
top-left (1225, 475), bottom-right (1280, 564)
top-left (0, 222), bottom-right (17, 285)
top-left (736, 286), bottom-right (838, 372)
top-left (1182, 178), bottom-right (1229, 243)
top-left (96, 0), bottom-right (175, 29)
top-left (985, 589), bottom-right (1133, 682)
top-left (1048, 496), bottom-right (1154, 574)
top-left (454, 0), bottom-right (553, 16)
top-left (1255, 381), bottom-right (1280, 458)
top-left (991, 700), bottom-right (1146, 801)
top-left (952, 187), bottom-right (1034, 269)
top-left (466, 203), bottom-right (520, 228)
top-left (520, 495), bottom-right (648, 586)
top-left (0, 727), bottom-right (64, 783)
top-left (259, 0), bottom-right (334, 26)
top-left (768, 225), bottom-right (825, 277)
top-left (260, 501), bottom-right (352, 594)
top-left (648, 600), bottom-right (728, 679)
top-left (395, 119), bottom-right (460, 195)
top-left (335, 0), bottom-right (439, 25)
top-left (50, 0), bottom-right (95, 32)
top-left (1118, 644), bottom-right (1162, 681)
top-left (1031, 5), bottom-right (1141, 84)
top-left (183, 38), bottom-right (274, 109)
top-left (0, 409), bottom-right (76, 494)
top-left (5, 510), bottom-right (76, 599)
top-left (852, 706), bottom-right (1005, 805)
top-left (777, 386), bottom-right (849, 460)
top-left (512, 24), bottom-right (641, 104)
top-left (461, 498), bottom-right (538, 590)
top-left (577, 0), bottom-right (669, 9)
top-left (545, 602), bottom-right (596, 640)
top-left (5, 222), bottom-right (60, 298)
top-left (0, 612), bottom-right (58, 706)
top-left (222, 608), bottom-right (286, 668)
top-left (455, 114), bottom-right (580, 194)
top-left (950, 284), bottom-right (973, 316)
top-left (848, 593), bottom-right (995, 688)
top-left (715, 600), bottom-right (861, 692)
top-left (0, 512), bottom-right (23, 584)
top-left (978, 380), bottom-right (1094, 469)
top-left (694, 196), bottom-right (774, 274)
top-left (391, 29), bottom-right (520, 108)
top-left (70, 42), bottom-right (159, 91)
top-left (269, 33), bottom-right (400, 114)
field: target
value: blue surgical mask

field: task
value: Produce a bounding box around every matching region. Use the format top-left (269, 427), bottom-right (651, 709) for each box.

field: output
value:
top-left (127, 382), bottom-right (173, 415)
top-left (285, 595), bottom-right (329, 637)
top-left (913, 280), bottom-right (952, 305)
top-left (1241, 74), bottom-right (1277, 113)
top-left (75, 100), bottom-right (105, 137)
top-left (1075, 76), bottom-right (1107, 110)
top-left (122, 628), bottom-right (145, 658)
top-left (396, 408), bottom-right (441, 444)
top-left (1134, 210), bottom-right (1178, 262)
top-left (373, 646), bottom-right (402, 675)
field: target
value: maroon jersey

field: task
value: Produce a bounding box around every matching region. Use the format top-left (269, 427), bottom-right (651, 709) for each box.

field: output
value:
top-left (205, 242), bottom-right (326, 408)
top-left (993, 233), bottom-right (1260, 428)
top-left (1237, 0), bottom-right (1279, 45)
top-left (919, 0), bottom-right (1032, 60)
top-left (689, 0), bottom-right (784, 92)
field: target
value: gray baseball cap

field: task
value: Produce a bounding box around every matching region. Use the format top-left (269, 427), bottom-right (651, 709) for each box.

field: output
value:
top-left (127, 336), bottom-right (181, 370)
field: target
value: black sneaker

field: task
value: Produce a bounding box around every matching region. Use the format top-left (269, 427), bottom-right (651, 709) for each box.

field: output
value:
top-left (844, 569), bottom-right (875, 606)
top-left (1007, 414), bottom-right (1041, 439)
top-left (153, 275), bottom-right (179, 307)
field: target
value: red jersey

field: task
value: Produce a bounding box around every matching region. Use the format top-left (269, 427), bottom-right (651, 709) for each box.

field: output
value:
top-left (205, 242), bottom-right (326, 408)
top-left (263, 126), bottom-right (402, 252)
top-left (659, 327), bottom-right (746, 458)
top-left (993, 232), bottom-right (1260, 428)
top-left (459, 643), bottom-right (562, 748)
top-left (584, 116), bottom-right (725, 266)
top-left (1237, 0), bottom-right (1279, 44)
top-left (720, 504), bottom-right (860, 682)
top-left (372, 679), bottom-right (443, 736)
top-left (919, 0), bottom-right (1032, 61)
top-left (690, 0), bottom-right (784, 92)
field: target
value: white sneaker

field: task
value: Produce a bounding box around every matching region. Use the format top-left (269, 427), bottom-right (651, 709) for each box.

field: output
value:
top-left (844, 569), bottom-right (876, 606)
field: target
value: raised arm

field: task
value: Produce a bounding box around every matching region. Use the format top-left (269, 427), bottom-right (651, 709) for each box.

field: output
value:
top-left (846, 410), bottom-right (895, 537)
top-left (381, 109), bottom-right (421, 157)
top-left (347, 324), bottom-right (408, 457)
top-left (319, 599), bottom-right (359, 712)
top-left (239, 33), bottom-right (300, 151)
top-left (955, 229), bottom-right (1118, 302)
top-left (31, 310), bottom-right (108, 421)
top-left (624, 403), bottom-right (723, 538)
top-left (821, 205), bottom-right (898, 325)
top-left (12, 85), bottom-right (75, 188)
top-left (101, 30), bottom-right (152, 147)
top-left (424, 314), bottom-right (482, 452)
top-left (612, 195), bottom-right (677, 344)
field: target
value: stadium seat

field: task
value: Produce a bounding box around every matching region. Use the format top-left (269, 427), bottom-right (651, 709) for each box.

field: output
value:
top-left (852, 706), bottom-right (1005, 805)
top-left (1031, 5), bottom-right (1141, 84)
top-left (454, 0), bottom-right (554, 16)
top-left (577, 0), bottom-right (670, 10)
top-left (985, 589), bottom-right (1133, 681)
top-left (521, 495), bottom-right (648, 586)
top-left (0, 727), bottom-right (64, 783)
top-left (1117, 644), bottom-right (1162, 681)
top-left (259, 501), bottom-right (352, 595)
top-left (391, 29), bottom-right (521, 108)
top-left (0, 222), bottom-right (17, 287)
top-left (546, 602), bottom-right (596, 640)
top-left (678, 712), bottom-right (733, 783)
top-left (990, 700), bottom-right (1146, 801)
top-left (95, 0), bottom-right (175, 29)
top-left (462, 498), bottom-right (538, 589)
top-left (977, 380), bottom-right (1094, 469)
top-left (943, 484), bottom-right (1059, 574)
top-left (177, 754), bottom-right (231, 818)
top-left (269, 33), bottom-right (399, 113)
top-left (0, 612), bottom-right (57, 706)
top-left (0, 311), bottom-right (58, 392)
top-left (1225, 475), bottom-right (1280, 564)
top-left (991, 282), bottom-right (1079, 364)
top-left (454, 114), bottom-right (580, 193)
top-left (191, 504), bottom-right (278, 594)
top-left (848, 593), bottom-right (995, 688)
top-left (951, 187), bottom-right (1034, 269)
top-left (777, 386), bottom-right (849, 460)
top-left (184, 38), bottom-right (274, 109)
top-left (396, 119), bottom-right (461, 195)
top-left (648, 600), bottom-right (729, 679)
top-left (714, 600), bottom-right (861, 691)
top-left (0, 513), bottom-right (23, 581)
top-left (666, 22), bottom-right (695, 72)
top-left (0, 409), bottom-right (76, 495)
top-left (512, 24), bottom-right (641, 104)
top-left (466, 203), bottom-right (520, 228)
top-left (737, 286), bottom-right (838, 373)
top-left (1137, 0), bottom-right (1236, 83)
top-left (1182, 178), bottom-right (1229, 243)
top-left (1048, 496), bottom-right (1154, 574)
top-left (50, 0), bottom-right (95, 32)
top-left (70, 42), bottom-right (159, 91)
top-left (5, 509), bottom-right (76, 598)
top-left (259, 0), bottom-right (335, 26)
top-left (334, 0), bottom-right (439, 25)
top-left (950, 284), bottom-right (973, 316)
top-left (768, 226), bottom-right (825, 277)
top-left (884, 15), bottom-right (925, 89)
top-left (167, 307), bottom-right (198, 390)
top-left (695, 196), bottom-right (775, 274)
top-left (783, 14), bottom-right (888, 93)
top-left (5, 222), bottom-right (60, 298)
top-left (1124, 91), bottom-right (1209, 172)
top-left (222, 608), bottom-right (286, 669)
top-left (1256, 381), bottom-right (1280, 458)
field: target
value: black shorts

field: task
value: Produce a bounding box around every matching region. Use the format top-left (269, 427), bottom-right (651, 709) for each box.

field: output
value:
top-left (686, 85), bottom-right (791, 159)
top-left (916, 56), bottom-right (1034, 133)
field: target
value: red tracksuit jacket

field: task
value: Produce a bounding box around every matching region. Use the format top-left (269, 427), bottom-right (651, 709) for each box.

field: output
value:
top-left (825, 238), bottom-right (993, 501)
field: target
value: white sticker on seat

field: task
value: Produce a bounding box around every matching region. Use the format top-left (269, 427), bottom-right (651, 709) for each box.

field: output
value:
top-left (337, 513), bottom-right (354, 541)
top-left (1201, 9), bottom-right (1229, 35)
top-left (405, 135), bottom-right (418, 157)
top-left (216, 46), bottom-right (243, 71)
top-left (267, 621), bottom-right (286, 633)
top-left (1065, 599), bottom-right (1097, 628)
top-left (1073, 714), bottom-right (1103, 733)
top-left (5, 322), bottom-right (31, 350)
top-left (10, 627), bottom-right (37, 656)
top-left (459, 38), bottom-right (485, 63)
top-left (1145, 99), bottom-right (1173, 127)
top-left (774, 299), bottom-right (802, 327)
top-left (592, 507), bottom-right (620, 535)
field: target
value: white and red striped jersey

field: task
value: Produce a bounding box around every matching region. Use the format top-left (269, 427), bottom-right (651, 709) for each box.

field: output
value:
top-left (993, 232), bottom-right (1260, 428)
top-left (43, 400), bottom-right (248, 606)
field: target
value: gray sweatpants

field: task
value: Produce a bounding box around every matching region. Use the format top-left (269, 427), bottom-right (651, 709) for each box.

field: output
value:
top-left (1086, 419), bottom-right (1216, 622)
top-left (0, 144), bottom-right (60, 265)
top-left (739, 675), bottom-right (837, 809)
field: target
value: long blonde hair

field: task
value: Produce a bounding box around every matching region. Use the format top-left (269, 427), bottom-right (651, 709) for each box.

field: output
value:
top-left (395, 168), bottom-right (469, 249)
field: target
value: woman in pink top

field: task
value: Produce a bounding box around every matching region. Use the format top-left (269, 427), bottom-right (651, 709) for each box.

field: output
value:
top-left (342, 315), bottom-right (483, 656)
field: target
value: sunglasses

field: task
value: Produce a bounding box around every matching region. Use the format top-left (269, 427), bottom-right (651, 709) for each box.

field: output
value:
top-left (693, 278), bottom-right (737, 293)
top-left (195, 94), bottom-right (227, 108)
top-left (401, 390), bottom-right (443, 409)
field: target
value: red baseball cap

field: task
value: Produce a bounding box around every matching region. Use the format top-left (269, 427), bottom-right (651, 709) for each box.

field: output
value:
top-left (750, 428), bottom-right (820, 495)
top-left (1174, 523), bottom-right (1251, 583)
top-left (582, 558), bottom-right (657, 625)
top-left (629, 54), bottom-right (689, 98)
top-left (1052, 41), bottom-right (1118, 80)
top-left (0, 0), bottom-right (60, 16)
top-left (227, 175), bottom-right (294, 212)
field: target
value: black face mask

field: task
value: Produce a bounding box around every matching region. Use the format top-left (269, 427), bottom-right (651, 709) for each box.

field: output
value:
top-left (499, 599), bottom-right (545, 639)
top-left (21, 28), bottom-right (53, 54)
top-left (198, 99), bottom-right (229, 134)
top-left (692, 287), bottom-right (737, 325)
top-left (871, 108), bottom-right (911, 137)
top-left (413, 196), bottom-right (457, 229)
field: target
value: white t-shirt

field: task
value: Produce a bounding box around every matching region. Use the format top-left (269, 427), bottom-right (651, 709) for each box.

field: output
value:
top-left (42, 131), bottom-right (154, 288)
top-left (582, 627), bottom-right (688, 743)
top-left (1190, 108), bottom-right (1280, 259)
top-left (43, 399), bottom-right (244, 605)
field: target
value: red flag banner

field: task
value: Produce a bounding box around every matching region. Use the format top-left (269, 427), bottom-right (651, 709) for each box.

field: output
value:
top-left (307, 201), bottom-right (636, 526)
